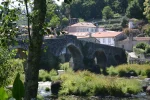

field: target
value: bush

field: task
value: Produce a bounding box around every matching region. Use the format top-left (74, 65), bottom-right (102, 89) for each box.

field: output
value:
top-left (45, 87), bottom-right (50, 92)
top-left (59, 62), bottom-right (70, 70)
top-left (37, 94), bottom-right (44, 100)
top-left (58, 71), bottom-right (142, 96)
top-left (107, 66), bottom-right (118, 76)
top-left (38, 69), bottom-right (58, 81)
top-left (38, 70), bottom-right (49, 81)
top-left (136, 42), bottom-right (148, 50)
top-left (146, 69), bottom-right (150, 78)
top-left (108, 64), bottom-right (150, 78)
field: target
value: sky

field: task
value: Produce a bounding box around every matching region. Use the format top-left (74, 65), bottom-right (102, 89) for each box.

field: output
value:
top-left (0, 0), bottom-right (64, 6)
top-left (54, 0), bottom-right (64, 6)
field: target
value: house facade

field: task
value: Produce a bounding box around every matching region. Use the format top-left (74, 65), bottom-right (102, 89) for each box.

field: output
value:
top-left (67, 22), bottom-right (104, 33)
top-left (92, 31), bottom-right (126, 46)
top-left (116, 37), bottom-right (150, 51)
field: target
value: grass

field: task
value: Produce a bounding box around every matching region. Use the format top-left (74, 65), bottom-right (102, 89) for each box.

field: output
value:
top-left (107, 64), bottom-right (150, 78)
top-left (56, 70), bottom-right (142, 97)
top-left (38, 69), bottom-right (58, 81)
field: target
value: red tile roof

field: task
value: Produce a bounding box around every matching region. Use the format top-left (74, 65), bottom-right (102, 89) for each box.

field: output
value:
top-left (92, 31), bottom-right (122, 38)
top-left (134, 37), bottom-right (150, 41)
top-left (69, 22), bottom-right (96, 27)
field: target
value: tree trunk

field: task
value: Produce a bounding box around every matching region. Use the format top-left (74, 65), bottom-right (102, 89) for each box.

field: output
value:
top-left (24, 0), bottom-right (46, 99)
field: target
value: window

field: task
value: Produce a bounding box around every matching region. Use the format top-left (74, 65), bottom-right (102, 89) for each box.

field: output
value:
top-left (103, 38), bottom-right (105, 43)
top-left (108, 38), bottom-right (111, 43)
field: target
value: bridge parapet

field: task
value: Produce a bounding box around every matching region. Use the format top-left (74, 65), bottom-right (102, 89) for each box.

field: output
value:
top-left (12, 35), bottom-right (127, 71)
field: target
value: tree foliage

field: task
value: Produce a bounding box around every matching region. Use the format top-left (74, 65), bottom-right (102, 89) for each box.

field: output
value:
top-left (102, 6), bottom-right (114, 19)
top-left (126, 0), bottom-right (145, 19)
top-left (143, 0), bottom-right (150, 22)
top-left (60, 0), bottom-right (128, 20)
top-left (0, 1), bottom-right (19, 47)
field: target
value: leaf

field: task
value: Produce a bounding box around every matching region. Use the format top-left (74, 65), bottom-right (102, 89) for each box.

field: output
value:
top-left (0, 87), bottom-right (8, 100)
top-left (12, 73), bottom-right (25, 100)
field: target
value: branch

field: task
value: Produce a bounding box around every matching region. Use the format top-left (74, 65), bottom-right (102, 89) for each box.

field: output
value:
top-left (24, 0), bottom-right (32, 45)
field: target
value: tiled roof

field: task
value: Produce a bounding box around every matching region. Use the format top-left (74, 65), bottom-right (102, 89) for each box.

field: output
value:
top-left (118, 37), bottom-right (150, 42)
top-left (69, 22), bottom-right (96, 27)
top-left (134, 37), bottom-right (150, 41)
top-left (92, 31), bottom-right (122, 38)
top-left (69, 32), bottom-right (90, 38)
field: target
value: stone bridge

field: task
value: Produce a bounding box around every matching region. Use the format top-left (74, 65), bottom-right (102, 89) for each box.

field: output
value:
top-left (12, 35), bottom-right (127, 72)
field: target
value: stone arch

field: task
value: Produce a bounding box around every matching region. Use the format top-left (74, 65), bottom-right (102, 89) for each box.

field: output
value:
top-left (92, 49), bottom-right (107, 73)
top-left (59, 43), bottom-right (84, 71)
top-left (114, 55), bottom-right (121, 65)
top-left (93, 50), bottom-right (107, 67)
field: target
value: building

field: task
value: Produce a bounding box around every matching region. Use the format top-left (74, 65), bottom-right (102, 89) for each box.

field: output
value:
top-left (128, 19), bottom-right (134, 29)
top-left (91, 31), bottom-right (126, 46)
top-left (116, 37), bottom-right (150, 51)
top-left (69, 32), bottom-right (100, 43)
top-left (67, 22), bottom-right (104, 33)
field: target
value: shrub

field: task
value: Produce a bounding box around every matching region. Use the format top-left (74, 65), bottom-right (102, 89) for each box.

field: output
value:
top-left (136, 42), bottom-right (148, 50)
top-left (58, 71), bottom-right (142, 96)
top-left (39, 69), bottom-right (58, 81)
top-left (108, 64), bottom-right (150, 78)
top-left (8, 59), bottom-right (25, 84)
top-left (45, 87), bottom-right (50, 92)
top-left (38, 70), bottom-right (49, 81)
top-left (59, 62), bottom-right (70, 70)
top-left (146, 69), bottom-right (150, 78)
top-left (37, 94), bottom-right (44, 100)
top-left (107, 66), bottom-right (118, 76)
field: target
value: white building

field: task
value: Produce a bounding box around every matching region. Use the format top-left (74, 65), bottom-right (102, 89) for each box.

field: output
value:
top-left (92, 31), bottom-right (126, 46)
top-left (67, 22), bottom-right (104, 33)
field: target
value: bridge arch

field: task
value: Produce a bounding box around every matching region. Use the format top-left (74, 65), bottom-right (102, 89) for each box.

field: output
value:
top-left (59, 43), bottom-right (84, 71)
top-left (92, 49), bottom-right (107, 73)
top-left (114, 55), bottom-right (121, 65)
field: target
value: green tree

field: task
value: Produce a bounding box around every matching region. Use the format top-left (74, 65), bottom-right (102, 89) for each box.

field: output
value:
top-left (102, 6), bottom-right (114, 19)
top-left (48, 15), bottom-right (60, 27)
top-left (23, 0), bottom-right (72, 99)
top-left (0, 47), bottom-right (13, 87)
top-left (104, 0), bottom-right (128, 14)
top-left (126, 0), bottom-right (145, 19)
top-left (142, 24), bottom-right (150, 36)
top-left (143, 0), bottom-right (150, 22)
top-left (61, 17), bottom-right (69, 27)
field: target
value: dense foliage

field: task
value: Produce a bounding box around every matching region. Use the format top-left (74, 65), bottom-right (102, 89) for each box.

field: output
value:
top-left (133, 42), bottom-right (150, 55)
top-left (143, 0), bottom-right (150, 22)
top-left (58, 70), bottom-right (142, 96)
top-left (60, 0), bottom-right (128, 20)
top-left (0, 47), bottom-right (24, 87)
top-left (102, 6), bottom-right (114, 19)
top-left (126, 0), bottom-right (145, 19)
top-left (107, 64), bottom-right (150, 77)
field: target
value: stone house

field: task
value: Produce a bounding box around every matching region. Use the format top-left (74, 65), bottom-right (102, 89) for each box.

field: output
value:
top-left (116, 37), bottom-right (150, 52)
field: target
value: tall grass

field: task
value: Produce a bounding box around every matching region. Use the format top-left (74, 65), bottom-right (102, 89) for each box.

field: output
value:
top-left (107, 64), bottom-right (150, 78)
top-left (38, 69), bottom-right (58, 81)
top-left (58, 70), bottom-right (142, 97)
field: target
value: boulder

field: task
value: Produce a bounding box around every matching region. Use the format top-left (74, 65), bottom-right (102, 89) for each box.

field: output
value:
top-left (146, 86), bottom-right (150, 95)
top-left (51, 80), bottom-right (62, 95)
